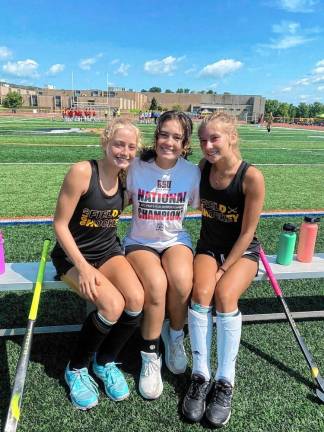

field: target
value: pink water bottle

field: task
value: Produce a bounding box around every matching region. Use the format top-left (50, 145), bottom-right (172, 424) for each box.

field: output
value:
top-left (296, 217), bottom-right (320, 263)
top-left (0, 230), bottom-right (5, 274)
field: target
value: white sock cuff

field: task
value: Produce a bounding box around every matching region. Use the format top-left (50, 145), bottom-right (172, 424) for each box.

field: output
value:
top-left (191, 300), bottom-right (213, 314)
top-left (216, 309), bottom-right (240, 318)
top-left (97, 311), bottom-right (117, 326)
top-left (124, 308), bottom-right (142, 317)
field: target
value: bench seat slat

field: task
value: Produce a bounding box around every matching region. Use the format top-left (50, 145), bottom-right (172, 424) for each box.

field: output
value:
top-left (1, 254), bottom-right (324, 292)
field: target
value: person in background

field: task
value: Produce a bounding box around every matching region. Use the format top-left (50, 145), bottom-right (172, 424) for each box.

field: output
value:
top-left (51, 118), bottom-right (144, 410)
top-left (182, 112), bottom-right (265, 428)
top-left (124, 111), bottom-right (201, 400)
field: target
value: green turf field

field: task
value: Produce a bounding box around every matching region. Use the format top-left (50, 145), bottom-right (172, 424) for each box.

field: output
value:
top-left (0, 119), bottom-right (324, 432)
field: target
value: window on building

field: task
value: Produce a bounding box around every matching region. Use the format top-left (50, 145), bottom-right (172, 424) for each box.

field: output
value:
top-left (55, 95), bottom-right (61, 108)
top-left (31, 95), bottom-right (38, 107)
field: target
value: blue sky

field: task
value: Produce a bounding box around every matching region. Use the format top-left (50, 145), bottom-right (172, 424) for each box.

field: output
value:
top-left (0, 0), bottom-right (323, 104)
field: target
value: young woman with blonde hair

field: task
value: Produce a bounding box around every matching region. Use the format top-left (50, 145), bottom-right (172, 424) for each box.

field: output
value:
top-left (183, 112), bottom-right (265, 427)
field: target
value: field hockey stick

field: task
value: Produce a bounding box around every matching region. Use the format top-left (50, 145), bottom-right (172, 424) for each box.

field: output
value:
top-left (259, 247), bottom-right (324, 402)
top-left (4, 239), bottom-right (51, 432)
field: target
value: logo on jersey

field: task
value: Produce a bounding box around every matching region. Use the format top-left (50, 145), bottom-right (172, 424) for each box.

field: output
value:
top-left (157, 180), bottom-right (172, 189)
top-left (201, 199), bottom-right (239, 223)
top-left (79, 208), bottom-right (121, 228)
top-left (137, 189), bottom-right (186, 221)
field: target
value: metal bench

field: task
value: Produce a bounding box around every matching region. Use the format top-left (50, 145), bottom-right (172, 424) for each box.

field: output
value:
top-left (1, 254), bottom-right (324, 336)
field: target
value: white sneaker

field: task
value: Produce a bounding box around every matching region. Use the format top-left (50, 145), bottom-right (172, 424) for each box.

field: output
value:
top-left (161, 320), bottom-right (187, 374)
top-left (139, 351), bottom-right (163, 400)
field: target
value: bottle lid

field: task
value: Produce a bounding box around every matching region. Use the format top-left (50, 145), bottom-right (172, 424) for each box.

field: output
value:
top-left (283, 223), bottom-right (296, 232)
top-left (304, 216), bottom-right (320, 223)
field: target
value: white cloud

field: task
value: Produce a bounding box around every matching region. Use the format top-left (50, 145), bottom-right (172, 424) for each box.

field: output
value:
top-left (258, 20), bottom-right (316, 51)
top-left (282, 87), bottom-right (293, 92)
top-left (144, 56), bottom-right (184, 75)
top-left (47, 63), bottom-right (65, 75)
top-left (2, 59), bottom-right (39, 77)
top-left (275, 0), bottom-right (318, 12)
top-left (313, 60), bottom-right (324, 75)
top-left (0, 46), bottom-right (12, 59)
top-left (111, 59), bottom-right (119, 65)
top-left (79, 54), bottom-right (103, 70)
top-left (268, 35), bottom-right (313, 49)
top-left (317, 85), bottom-right (324, 91)
top-left (199, 59), bottom-right (243, 78)
top-left (272, 21), bottom-right (300, 34)
top-left (184, 67), bottom-right (197, 75)
top-left (295, 77), bottom-right (311, 85)
top-left (114, 63), bottom-right (130, 76)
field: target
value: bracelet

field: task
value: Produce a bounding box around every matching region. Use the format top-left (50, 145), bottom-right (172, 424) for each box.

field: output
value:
top-left (219, 266), bottom-right (226, 273)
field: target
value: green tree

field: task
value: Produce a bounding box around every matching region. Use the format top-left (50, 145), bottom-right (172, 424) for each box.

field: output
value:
top-left (206, 90), bottom-right (214, 94)
top-left (184, 88), bottom-right (190, 93)
top-left (296, 102), bottom-right (309, 118)
top-left (165, 89), bottom-right (173, 93)
top-left (149, 87), bottom-right (162, 93)
top-left (176, 88), bottom-right (184, 93)
top-left (309, 102), bottom-right (323, 117)
top-left (288, 104), bottom-right (296, 120)
top-left (277, 102), bottom-right (290, 118)
top-left (141, 89), bottom-right (147, 92)
top-left (3, 91), bottom-right (23, 111)
top-left (149, 97), bottom-right (158, 111)
top-left (265, 99), bottom-right (280, 116)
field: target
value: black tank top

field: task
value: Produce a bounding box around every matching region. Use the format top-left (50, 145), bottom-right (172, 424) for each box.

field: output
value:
top-left (199, 160), bottom-right (258, 252)
top-left (51, 160), bottom-right (123, 263)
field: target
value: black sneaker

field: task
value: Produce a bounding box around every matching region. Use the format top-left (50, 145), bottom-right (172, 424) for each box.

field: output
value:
top-left (182, 374), bottom-right (212, 422)
top-left (205, 379), bottom-right (233, 428)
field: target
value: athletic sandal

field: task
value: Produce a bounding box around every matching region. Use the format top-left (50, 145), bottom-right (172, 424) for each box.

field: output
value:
top-left (65, 364), bottom-right (99, 410)
top-left (161, 320), bottom-right (187, 374)
top-left (92, 354), bottom-right (129, 401)
top-left (182, 374), bottom-right (212, 422)
top-left (205, 379), bottom-right (233, 428)
top-left (139, 351), bottom-right (163, 399)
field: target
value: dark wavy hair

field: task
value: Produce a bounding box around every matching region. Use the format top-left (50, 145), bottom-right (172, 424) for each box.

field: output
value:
top-left (140, 110), bottom-right (193, 162)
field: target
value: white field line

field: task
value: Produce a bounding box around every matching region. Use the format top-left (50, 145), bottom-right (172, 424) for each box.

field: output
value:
top-left (0, 143), bottom-right (99, 147)
top-left (0, 162), bottom-right (72, 165)
top-left (255, 163), bottom-right (324, 166)
top-left (1, 162), bottom-right (324, 167)
top-left (240, 147), bottom-right (324, 151)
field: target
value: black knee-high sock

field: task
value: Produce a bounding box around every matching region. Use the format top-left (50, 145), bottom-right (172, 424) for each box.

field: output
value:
top-left (141, 336), bottom-right (160, 355)
top-left (70, 310), bottom-right (114, 370)
top-left (96, 310), bottom-right (142, 365)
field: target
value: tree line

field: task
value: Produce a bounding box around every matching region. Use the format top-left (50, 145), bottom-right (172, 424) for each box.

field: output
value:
top-left (265, 99), bottom-right (324, 119)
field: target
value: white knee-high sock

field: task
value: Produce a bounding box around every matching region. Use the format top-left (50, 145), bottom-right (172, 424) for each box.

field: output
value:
top-left (215, 309), bottom-right (242, 386)
top-left (188, 303), bottom-right (213, 380)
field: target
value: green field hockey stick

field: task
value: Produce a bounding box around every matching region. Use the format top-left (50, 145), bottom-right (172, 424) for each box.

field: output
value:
top-left (4, 239), bottom-right (51, 432)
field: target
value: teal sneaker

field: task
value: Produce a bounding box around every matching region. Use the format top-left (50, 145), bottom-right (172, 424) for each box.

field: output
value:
top-left (64, 364), bottom-right (99, 410)
top-left (93, 354), bottom-right (130, 401)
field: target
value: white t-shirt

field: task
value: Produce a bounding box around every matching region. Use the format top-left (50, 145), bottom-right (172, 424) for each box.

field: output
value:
top-left (124, 157), bottom-right (201, 252)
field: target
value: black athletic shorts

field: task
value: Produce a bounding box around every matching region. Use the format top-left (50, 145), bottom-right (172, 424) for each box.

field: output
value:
top-left (52, 244), bottom-right (123, 280)
top-left (195, 240), bottom-right (260, 273)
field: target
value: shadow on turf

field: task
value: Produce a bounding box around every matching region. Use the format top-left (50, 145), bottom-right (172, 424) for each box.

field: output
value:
top-left (240, 339), bottom-right (313, 390)
top-left (239, 295), bottom-right (324, 316)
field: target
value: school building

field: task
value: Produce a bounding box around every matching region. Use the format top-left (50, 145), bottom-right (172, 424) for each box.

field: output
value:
top-left (0, 82), bottom-right (265, 121)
